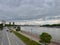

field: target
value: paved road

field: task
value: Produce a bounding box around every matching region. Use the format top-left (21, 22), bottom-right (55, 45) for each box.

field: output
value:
top-left (0, 31), bottom-right (2, 45)
top-left (0, 27), bottom-right (25, 45)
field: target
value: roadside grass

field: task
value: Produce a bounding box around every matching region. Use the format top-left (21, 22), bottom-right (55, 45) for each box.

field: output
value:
top-left (12, 30), bottom-right (40, 45)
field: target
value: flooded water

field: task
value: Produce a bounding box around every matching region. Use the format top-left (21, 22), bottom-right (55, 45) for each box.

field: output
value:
top-left (21, 26), bottom-right (60, 43)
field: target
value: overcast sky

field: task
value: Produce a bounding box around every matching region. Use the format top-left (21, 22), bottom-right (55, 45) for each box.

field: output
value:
top-left (0, 0), bottom-right (60, 24)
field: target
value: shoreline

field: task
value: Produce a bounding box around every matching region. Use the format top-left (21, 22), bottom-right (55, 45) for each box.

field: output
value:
top-left (40, 26), bottom-right (60, 28)
top-left (21, 30), bottom-right (60, 45)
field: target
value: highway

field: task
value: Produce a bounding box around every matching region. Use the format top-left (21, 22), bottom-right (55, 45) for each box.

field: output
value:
top-left (0, 27), bottom-right (25, 45)
top-left (0, 30), bottom-right (2, 45)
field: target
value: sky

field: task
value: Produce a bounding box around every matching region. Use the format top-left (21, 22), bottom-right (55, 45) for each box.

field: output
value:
top-left (0, 0), bottom-right (60, 25)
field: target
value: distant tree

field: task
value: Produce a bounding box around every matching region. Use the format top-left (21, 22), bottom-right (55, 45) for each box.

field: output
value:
top-left (16, 26), bottom-right (21, 31)
top-left (0, 23), bottom-right (3, 30)
top-left (39, 32), bottom-right (52, 45)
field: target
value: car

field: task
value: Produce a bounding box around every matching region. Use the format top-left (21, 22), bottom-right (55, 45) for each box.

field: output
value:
top-left (6, 30), bottom-right (9, 32)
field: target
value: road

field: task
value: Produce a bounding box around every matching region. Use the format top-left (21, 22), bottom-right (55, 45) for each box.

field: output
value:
top-left (0, 30), bottom-right (2, 45)
top-left (0, 27), bottom-right (25, 45)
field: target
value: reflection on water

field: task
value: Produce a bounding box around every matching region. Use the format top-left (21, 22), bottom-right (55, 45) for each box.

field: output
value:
top-left (21, 26), bottom-right (60, 43)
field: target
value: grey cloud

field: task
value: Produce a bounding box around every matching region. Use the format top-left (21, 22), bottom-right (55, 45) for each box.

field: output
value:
top-left (0, 0), bottom-right (59, 22)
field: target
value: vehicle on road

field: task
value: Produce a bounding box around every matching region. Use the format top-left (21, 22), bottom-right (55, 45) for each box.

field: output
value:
top-left (6, 30), bottom-right (9, 32)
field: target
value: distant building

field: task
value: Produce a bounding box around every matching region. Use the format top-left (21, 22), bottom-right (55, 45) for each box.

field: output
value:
top-left (13, 22), bottom-right (15, 25)
top-left (2, 20), bottom-right (6, 26)
top-left (9, 22), bottom-right (11, 25)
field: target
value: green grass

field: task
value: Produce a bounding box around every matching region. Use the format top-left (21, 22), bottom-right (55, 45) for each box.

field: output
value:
top-left (12, 30), bottom-right (40, 45)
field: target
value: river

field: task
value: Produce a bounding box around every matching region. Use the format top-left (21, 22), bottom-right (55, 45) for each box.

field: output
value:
top-left (21, 26), bottom-right (60, 43)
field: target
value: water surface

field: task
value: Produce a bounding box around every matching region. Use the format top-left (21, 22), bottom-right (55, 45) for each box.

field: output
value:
top-left (21, 26), bottom-right (60, 43)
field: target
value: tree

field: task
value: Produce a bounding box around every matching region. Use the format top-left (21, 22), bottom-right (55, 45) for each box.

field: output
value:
top-left (16, 26), bottom-right (21, 31)
top-left (0, 23), bottom-right (3, 30)
top-left (39, 32), bottom-right (52, 45)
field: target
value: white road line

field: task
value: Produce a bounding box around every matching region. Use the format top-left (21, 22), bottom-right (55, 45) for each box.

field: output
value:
top-left (6, 32), bottom-right (11, 45)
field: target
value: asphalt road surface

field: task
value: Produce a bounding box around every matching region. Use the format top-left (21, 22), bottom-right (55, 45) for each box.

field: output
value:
top-left (0, 27), bottom-right (25, 45)
top-left (0, 30), bottom-right (2, 45)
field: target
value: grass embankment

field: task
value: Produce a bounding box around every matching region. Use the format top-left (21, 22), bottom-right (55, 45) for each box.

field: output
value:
top-left (12, 30), bottom-right (40, 45)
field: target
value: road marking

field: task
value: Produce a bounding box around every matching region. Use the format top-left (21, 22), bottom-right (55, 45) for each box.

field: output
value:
top-left (6, 32), bottom-right (11, 45)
